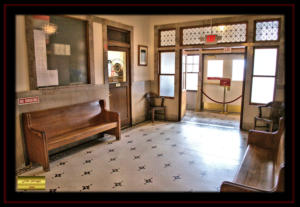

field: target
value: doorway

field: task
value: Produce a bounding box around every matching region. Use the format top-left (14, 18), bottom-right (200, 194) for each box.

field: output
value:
top-left (107, 47), bottom-right (131, 128)
top-left (180, 47), bottom-right (246, 129)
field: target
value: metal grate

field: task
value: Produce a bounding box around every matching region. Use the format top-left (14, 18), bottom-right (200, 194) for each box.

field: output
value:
top-left (160, 30), bottom-right (176, 46)
top-left (255, 20), bottom-right (279, 41)
top-left (182, 23), bottom-right (247, 45)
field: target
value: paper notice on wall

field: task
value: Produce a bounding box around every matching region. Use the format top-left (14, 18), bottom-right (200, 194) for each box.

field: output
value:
top-left (51, 43), bottom-right (71, 56)
top-left (33, 30), bottom-right (58, 87)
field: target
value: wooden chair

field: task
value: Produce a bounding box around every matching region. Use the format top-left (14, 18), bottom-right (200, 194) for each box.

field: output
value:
top-left (145, 92), bottom-right (166, 122)
top-left (254, 101), bottom-right (284, 132)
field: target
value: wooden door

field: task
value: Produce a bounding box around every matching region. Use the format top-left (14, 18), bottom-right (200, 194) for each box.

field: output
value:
top-left (108, 47), bottom-right (131, 128)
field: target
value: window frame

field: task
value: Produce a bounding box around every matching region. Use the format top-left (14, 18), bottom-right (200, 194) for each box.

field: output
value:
top-left (185, 54), bottom-right (200, 92)
top-left (249, 46), bottom-right (279, 105)
top-left (254, 18), bottom-right (281, 43)
top-left (25, 15), bottom-right (92, 90)
top-left (158, 50), bottom-right (176, 98)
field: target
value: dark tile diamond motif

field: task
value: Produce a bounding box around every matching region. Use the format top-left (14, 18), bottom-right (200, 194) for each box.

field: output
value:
top-left (127, 140), bottom-right (133, 144)
top-left (111, 168), bottom-right (120, 174)
top-left (81, 170), bottom-right (93, 176)
top-left (146, 139), bottom-right (152, 142)
top-left (108, 149), bottom-right (115, 153)
top-left (133, 155), bottom-right (141, 160)
top-left (173, 175), bottom-right (181, 181)
top-left (144, 178), bottom-right (153, 185)
top-left (164, 163), bottom-right (171, 168)
top-left (109, 157), bottom-right (117, 162)
top-left (112, 181), bottom-right (123, 188)
top-left (138, 165), bottom-right (146, 171)
top-left (57, 161), bottom-right (67, 166)
top-left (83, 159), bottom-right (93, 164)
top-left (151, 145), bottom-right (157, 149)
top-left (157, 153), bottom-right (163, 157)
top-left (52, 172), bottom-right (64, 179)
top-left (49, 186), bottom-right (60, 192)
top-left (171, 144), bottom-right (177, 147)
top-left (80, 184), bottom-right (92, 191)
top-left (86, 151), bottom-right (92, 154)
top-left (189, 161), bottom-right (195, 165)
top-left (130, 147), bottom-right (136, 151)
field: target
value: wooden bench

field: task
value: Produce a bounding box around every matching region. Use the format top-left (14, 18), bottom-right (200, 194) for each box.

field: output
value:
top-left (220, 117), bottom-right (285, 192)
top-left (22, 99), bottom-right (121, 171)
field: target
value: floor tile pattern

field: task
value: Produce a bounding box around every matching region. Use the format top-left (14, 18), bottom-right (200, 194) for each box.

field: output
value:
top-left (18, 119), bottom-right (248, 192)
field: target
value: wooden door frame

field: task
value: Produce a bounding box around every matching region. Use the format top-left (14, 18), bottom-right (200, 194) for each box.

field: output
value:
top-left (107, 46), bottom-right (132, 128)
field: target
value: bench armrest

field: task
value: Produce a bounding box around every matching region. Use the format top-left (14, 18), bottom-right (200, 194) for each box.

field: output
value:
top-left (220, 181), bottom-right (265, 192)
top-left (98, 100), bottom-right (120, 123)
top-left (247, 130), bottom-right (276, 150)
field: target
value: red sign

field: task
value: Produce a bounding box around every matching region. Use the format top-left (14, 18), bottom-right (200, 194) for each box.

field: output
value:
top-left (205, 35), bottom-right (217, 44)
top-left (220, 78), bottom-right (231, 86)
top-left (18, 96), bottom-right (39, 105)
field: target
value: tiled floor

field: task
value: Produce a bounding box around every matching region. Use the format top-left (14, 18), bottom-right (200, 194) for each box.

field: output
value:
top-left (182, 110), bottom-right (240, 128)
top-left (18, 114), bottom-right (248, 192)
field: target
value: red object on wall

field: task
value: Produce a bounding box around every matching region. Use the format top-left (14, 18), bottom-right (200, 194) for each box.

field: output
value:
top-left (18, 96), bottom-right (39, 105)
top-left (220, 78), bottom-right (231, 86)
top-left (205, 35), bottom-right (217, 44)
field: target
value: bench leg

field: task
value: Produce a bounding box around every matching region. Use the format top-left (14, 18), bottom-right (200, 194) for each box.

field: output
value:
top-left (152, 109), bottom-right (155, 123)
top-left (115, 127), bottom-right (121, 140)
top-left (43, 163), bottom-right (50, 172)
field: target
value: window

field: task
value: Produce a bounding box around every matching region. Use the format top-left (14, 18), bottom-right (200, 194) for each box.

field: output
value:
top-left (160, 29), bottom-right (176, 47)
top-left (31, 15), bottom-right (88, 87)
top-left (251, 48), bottom-right (278, 104)
top-left (159, 52), bottom-right (175, 97)
top-left (255, 20), bottom-right (280, 42)
top-left (232, 59), bottom-right (245, 81)
top-left (207, 60), bottom-right (223, 78)
top-left (185, 55), bottom-right (199, 91)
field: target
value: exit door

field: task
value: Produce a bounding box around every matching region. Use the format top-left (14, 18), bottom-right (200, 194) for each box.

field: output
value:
top-left (108, 47), bottom-right (131, 128)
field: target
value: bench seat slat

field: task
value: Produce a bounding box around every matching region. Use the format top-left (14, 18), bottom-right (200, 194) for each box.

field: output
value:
top-left (234, 145), bottom-right (275, 191)
top-left (48, 122), bottom-right (117, 150)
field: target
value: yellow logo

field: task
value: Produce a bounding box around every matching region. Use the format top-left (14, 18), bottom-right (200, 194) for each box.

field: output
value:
top-left (17, 176), bottom-right (46, 190)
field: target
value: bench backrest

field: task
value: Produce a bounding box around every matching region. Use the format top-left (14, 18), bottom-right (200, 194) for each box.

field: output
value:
top-left (23, 100), bottom-right (102, 138)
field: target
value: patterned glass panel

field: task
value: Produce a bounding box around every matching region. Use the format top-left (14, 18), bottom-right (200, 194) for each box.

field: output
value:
top-left (160, 30), bottom-right (176, 46)
top-left (255, 20), bottom-right (279, 41)
top-left (182, 23), bottom-right (247, 45)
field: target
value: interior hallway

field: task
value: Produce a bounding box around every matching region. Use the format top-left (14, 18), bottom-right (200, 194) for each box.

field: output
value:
top-left (18, 120), bottom-right (248, 192)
